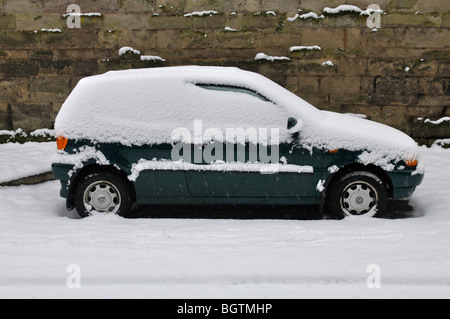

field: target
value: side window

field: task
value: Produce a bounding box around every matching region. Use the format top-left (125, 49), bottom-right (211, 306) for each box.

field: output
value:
top-left (191, 83), bottom-right (288, 143)
top-left (195, 84), bottom-right (271, 102)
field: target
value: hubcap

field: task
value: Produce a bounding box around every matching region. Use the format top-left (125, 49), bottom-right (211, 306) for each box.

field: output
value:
top-left (340, 181), bottom-right (378, 215)
top-left (83, 180), bottom-right (121, 214)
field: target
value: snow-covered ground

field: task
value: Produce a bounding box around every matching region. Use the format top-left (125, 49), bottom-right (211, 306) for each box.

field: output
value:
top-left (0, 143), bottom-right (449, 298)
top-left (0, 142), bottom-right (55, 183)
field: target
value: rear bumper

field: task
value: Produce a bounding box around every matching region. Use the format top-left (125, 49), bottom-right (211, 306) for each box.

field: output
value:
top-left (388, 170), bottom-right (425, 199)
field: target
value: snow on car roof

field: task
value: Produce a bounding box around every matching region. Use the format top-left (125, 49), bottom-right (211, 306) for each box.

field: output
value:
top-left (55, 66), bottom-right (419, 167)
top-left (55, 66), bottom-right (311, 146)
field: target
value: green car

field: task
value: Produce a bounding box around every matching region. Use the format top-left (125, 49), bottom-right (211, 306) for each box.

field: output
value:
top-left (52, 66), bottom-right (424, 219)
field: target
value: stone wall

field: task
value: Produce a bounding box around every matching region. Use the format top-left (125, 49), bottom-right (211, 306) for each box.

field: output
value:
top-left (0, 0), bottom-right (449, 144)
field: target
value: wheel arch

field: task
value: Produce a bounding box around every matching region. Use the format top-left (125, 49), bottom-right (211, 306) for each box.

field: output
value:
top-left (67, 164), bottom-right (136, 210)
top-left (323, 162), bottom-right (394, 204)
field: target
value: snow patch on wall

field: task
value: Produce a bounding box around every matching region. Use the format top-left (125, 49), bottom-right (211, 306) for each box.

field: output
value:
top-left (255, 53), bottom-right (290, 61)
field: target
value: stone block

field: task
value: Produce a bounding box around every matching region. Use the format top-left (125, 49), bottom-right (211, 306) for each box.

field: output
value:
top-left (191, 14), bottom-right (227, 30)
top-left (298, 76), bottom-right (319, 94)
top-left (406, 105), bottom-right (445, 118)
top-left (297, 61), bottom-right (337, 76)
top-left (233, 0), bottom-right (291, 12)
top-left (329, 93), bottom-right (370, 106)
top-left (369, 93), bottom-right (417, 106)
top-left (404, 27), bottom-right (450, 48)
top-left (367, 58), bottom-right (404, 76)
top-left (101, 29), bottom-right (151, 52)
top-left (383, 48), bottom-right (425, 59)
top-left (104, 13), bottom-right (148, 29)
top-left (1, 50), bottom-right (29, 60)
top-left (0, 78), bottom-right (30, 102)
top-left (320, 76), bottom-right (361, 94)
top-left (76, 60), bottom-right (99, 76)
top-left (184, 0), bottom-right (228, 12)
top-left (345, 28), bottom-right (362, 48)
top-left (43, 0), bottom-right (74, 13)
top-left (382, 13), bottom-right (431, 27)
top-left (155, 0), bottom-right (186, 15)
top-left (442, 12), bottom-right (450, 28)
top-left (54, 49), bottom-right (109, 61)
top-left (0, 59), bottom-right (38, 77)
top-left (119, 0), bottom-right (156, 13)
top-left (375, 77), bottom-right (406, 95)
top-left (377, 105), bottom-right (411, 132)
top-left (10, 102), bottom-right (55, 131)
top-left (42, 29), bottom-right (99, 49)
top-left (178, 29), bottom-right (212, 49)
top-left (337, 58), bottom-right (367, 76)
top-left (15, 13), bottom-right (63, 31)
top-left (38, 59), bottom-right (74, 75)
top-left (241, 12), bottom-right (279, 29)
top-left (0, 31), bottom-right (41, 49)
top-left (300, 27), bottom-right (345, 49)
top-left (77, 15), bottom-right (105, 29)
top-left (148, 15), bottom-right (192, 30)
top-left (257, 31), bottom-right (301, 50)
top-left (405, 59), bottom-right (438, 76)
top-left (0, 14), bottom-right (15, 29)
top-left (285, 75), bottom-right (298, 92)
top-left (298, 93), bottom-right (329, 109)
top-left (79, 0), bottom-right (119, 13)
top-left (213, 30), bottom-right (258, 49)
top-left (363, 28), bottom-right (406, 50)
top-left (155, 29), bottom-right (178, 49)
top-left (30, 76), bottom-right (72, 102)
top-left (417, 94), bottom-right (450, 107)
top-left (4, 0), bottom-right (42, 16)
top-left (436, 61), bottom-right (450, 77)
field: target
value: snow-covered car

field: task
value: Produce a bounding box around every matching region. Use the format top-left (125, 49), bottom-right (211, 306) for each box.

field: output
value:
top-left (52, 66), bottom-right (424, 218)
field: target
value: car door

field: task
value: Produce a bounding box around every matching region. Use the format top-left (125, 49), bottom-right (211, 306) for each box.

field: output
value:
top-left (184, 84), bottom-right (321, 199)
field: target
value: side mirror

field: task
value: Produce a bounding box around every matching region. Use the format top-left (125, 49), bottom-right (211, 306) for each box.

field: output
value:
top-left (287, 117), bottom-right (298, 130)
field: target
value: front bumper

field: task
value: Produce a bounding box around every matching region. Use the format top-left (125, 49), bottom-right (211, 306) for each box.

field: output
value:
top-left (51, 163), bottom-right (73, 199)
top-left (388, 170), bottom-right (425, 199)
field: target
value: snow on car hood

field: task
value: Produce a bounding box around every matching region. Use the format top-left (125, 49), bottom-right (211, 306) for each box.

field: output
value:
top-left (55, 66), bottom-right (421, 169)
top-left (297, 110), bottom-right (421, 170)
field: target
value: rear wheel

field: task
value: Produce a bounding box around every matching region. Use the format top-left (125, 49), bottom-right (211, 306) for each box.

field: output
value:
top-left (326, 171), bottom-right (388, 219)
top-left (74, 171), bottom-right (133, 218)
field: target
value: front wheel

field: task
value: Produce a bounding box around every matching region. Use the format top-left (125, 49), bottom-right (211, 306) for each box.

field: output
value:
top-left (326, 171), bottom-right (388, 219)
top-left (74, 171), bottom-right (133, 218)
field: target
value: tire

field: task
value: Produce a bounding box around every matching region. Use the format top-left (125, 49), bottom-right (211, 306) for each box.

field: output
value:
top-left (326, 171), bottom-right (388, 219)
top-left (74, 171), bottom-right (133, 218)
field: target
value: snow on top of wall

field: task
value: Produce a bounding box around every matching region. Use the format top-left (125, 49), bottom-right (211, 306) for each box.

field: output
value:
top-left (254, 53), bottom-right (290, 61)
top-left (424, 117), bottom-right (450, 125)
top-left (61, 12), bottom-right (102, 17)
top-left (140, 55), bottom-right (166, 62)
top-left (40, 28), bottom-right (62, 33)
top-left (287, 11), bottom-right (324, 22)
top-left (118, 47), bottom-right (141, 56)
top-left (323, 4), bottom-right (383, 16)
top-left (290, 45), bottom-right (321, 52)
top-left (55, 66), bottom-right (420, 167)
top-left (184, 10), bottom-right (219, 17)
top-left (224, 26), bottom-right (239, 32)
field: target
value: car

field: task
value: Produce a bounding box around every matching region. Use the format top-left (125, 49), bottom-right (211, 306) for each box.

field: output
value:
top-left (51, 66), bottom-right (424, 219)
